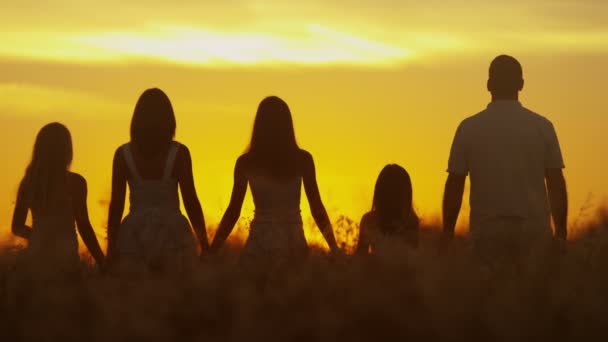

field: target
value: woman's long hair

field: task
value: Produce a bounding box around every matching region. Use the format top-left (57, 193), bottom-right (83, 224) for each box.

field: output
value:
top-left (372, 164), bottom-right (419, 234)
top-left (130, 88), bottom-right (176, 157)
top-left (18, 123), bottom-right (73, 215)
top-left (246, 96), bottom-right (300, 178)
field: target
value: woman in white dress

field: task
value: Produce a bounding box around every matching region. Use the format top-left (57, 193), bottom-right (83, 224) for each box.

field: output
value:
top-left (210, 96), bottom-right (339, 260)
top-left (12, 123), bottom-right (105, 275)
top-left (106, 88), bottom-right (208, 271)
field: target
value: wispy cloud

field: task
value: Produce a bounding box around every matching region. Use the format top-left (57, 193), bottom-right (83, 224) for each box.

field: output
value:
top-left (71, 25), bottom-right (412, 66)
top-left (0, 1), bottom-right (606, 67)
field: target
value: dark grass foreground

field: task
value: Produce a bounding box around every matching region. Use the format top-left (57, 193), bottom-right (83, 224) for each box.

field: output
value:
top-left (2, 218), bottom-right (608, 341)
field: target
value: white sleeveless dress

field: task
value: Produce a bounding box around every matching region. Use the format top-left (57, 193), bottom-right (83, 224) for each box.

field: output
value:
top-left (115, 142), bottom-right (196, 268)
top-left (242, 175), bottom-right (308, 260)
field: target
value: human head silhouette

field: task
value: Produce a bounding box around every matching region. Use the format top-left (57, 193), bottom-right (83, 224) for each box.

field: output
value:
top-left (32, 122), bottom-right (73, 171)
top-left (130, 88), bottom-right (176, 156)
top-left (487, 55), bottom-right (524, 100)
top-left (372, 164), bottom-right (417, 232)
top-left (247, 96), bottom-right (300, 177)
top-left (250, 96), bottom-right (297, 152)
top-left (19, 122), bottom-right (73, 213)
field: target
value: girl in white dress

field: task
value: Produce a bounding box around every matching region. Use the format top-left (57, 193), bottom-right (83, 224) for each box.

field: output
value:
top-left (12, 123), bottom-right (105, 275)
top-left (357, 164), bottom-right (419, 255)
top-left (210, 96), bottom-right (339, 260)
top-left (107, 88), bottom-right (208, 271)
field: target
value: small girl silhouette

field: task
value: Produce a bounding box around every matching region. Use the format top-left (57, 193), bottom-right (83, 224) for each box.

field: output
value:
top-left (12, 123), bottom-right (105, 274)
top-left (357, 164), bottom-right (419, 255)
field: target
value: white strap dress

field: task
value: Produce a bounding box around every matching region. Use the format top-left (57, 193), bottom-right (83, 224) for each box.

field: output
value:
top-left (115, 142), bottom-right (196, 268)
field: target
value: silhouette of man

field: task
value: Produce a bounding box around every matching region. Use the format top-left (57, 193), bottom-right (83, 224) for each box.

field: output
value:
top-left (442, 55), bottom-right (567, 260)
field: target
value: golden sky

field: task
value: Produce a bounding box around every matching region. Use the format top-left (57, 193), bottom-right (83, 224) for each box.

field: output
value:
top-left (1, 1), bottom-right (607, 247)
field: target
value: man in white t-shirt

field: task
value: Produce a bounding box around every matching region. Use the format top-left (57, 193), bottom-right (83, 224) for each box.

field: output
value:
top-left (442, 55), bottom-right (567, 259)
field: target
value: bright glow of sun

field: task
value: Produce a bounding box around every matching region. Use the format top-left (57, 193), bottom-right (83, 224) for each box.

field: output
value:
top-left (1, 25), bottom-right (412, 66)
top-left (76, 25), bottom-right (412, 65)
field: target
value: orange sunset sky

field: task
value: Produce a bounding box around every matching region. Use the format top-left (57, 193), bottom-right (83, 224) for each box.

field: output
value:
top-left (1, 1), bottom-right (607, 247)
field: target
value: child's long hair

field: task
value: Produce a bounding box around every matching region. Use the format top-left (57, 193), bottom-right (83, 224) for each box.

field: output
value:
top-left (246, 96), bottom-right (300, 178)
top-left (130, 88), bottom-right (176, 157)
top-left (18, 123), bottom-right (73, 215)
top-left (372, 164), bottom-right (419, 234)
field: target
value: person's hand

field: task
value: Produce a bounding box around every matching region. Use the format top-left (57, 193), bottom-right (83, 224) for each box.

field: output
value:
top-left (329, 244), bottom-right (346, 258)
top-left (438, 231), bottom-right (453, 254)
top-left (97, 257), bottom-right (109, 275)
top-left (105, 243), bottom-right (115, 263)
top-left (199, 250), bottom-right (210, 263)
top-left (206, 243), bottom-right (222, 258)
top-left (199, 241), bottom-right (211, 261)
top-left (554, 236), bottom-right (567, 256)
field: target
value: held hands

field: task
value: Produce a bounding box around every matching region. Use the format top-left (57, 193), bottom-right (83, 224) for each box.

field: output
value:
top-left (328, 241), bottom-right (346, 258)
top-left (97, 257), bottom-right (109, 274)
top-left (438, 228), bottom-right (455, 253)
top-left (554, 235), bottom-right (568, 255)
top-left (199, 239), bottom-right (211, 261)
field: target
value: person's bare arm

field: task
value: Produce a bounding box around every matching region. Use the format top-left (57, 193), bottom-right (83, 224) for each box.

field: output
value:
top-left (302, 151), bottom-right (339, 252)
top-left (442, 173), bottom-right (466, 239)
top-left (545, 168), bottom-right (568, 240)
top-left (11, 186), bottom-right (32, 240)
top-left (209, 156), bottom-right (248, 252)
top-left (71, 173), bottom-right (105, 266)
top-left (107, 148), bottom-right (127, 259)
top-left (356, 214), bottom-right (372, 255)
top-left (177, 145), bottom-right (209, 253)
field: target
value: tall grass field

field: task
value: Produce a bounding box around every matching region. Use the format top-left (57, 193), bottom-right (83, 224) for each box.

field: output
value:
top-left (1, 212), bottom-right (608, 341)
